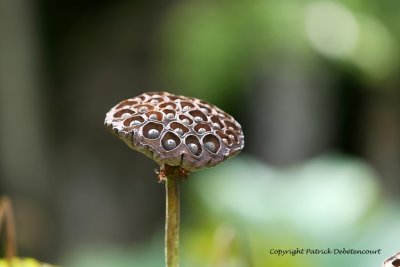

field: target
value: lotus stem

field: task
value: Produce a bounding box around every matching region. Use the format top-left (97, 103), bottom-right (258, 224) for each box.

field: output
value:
top-left (165, 174), bottom-right (180, 267)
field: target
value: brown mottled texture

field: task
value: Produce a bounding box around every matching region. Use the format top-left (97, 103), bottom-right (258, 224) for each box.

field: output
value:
top-left (104, 91), bottom-right (244, 172)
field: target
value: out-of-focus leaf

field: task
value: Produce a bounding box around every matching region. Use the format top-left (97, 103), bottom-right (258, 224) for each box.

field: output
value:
top-left (180, 153), bottom-right (385, 266)
top-left (190, 153), bottom-right (380, 238)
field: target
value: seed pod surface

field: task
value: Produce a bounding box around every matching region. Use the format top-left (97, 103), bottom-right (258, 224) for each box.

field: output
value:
top-left (105, 92), bottom-right (244, 171)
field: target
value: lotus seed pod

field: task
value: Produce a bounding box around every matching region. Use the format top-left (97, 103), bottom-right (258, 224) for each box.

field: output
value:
top-left (104, 91), bottom-right (244, 172)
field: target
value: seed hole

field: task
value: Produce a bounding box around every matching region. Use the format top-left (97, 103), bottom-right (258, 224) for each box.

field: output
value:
top-left (143, 122), bottom-right (164, 139)
top-left (216, 130), bottom-right (233, 145)
top-left (169, 122), bottom-right (189, 136)
top-left (185, 135), bottom-right (202, 156)
top-left (146, 97), bottom-right (164, 105)
top-left (161, 132), bottom-right (181, 151)
top-left (123, 115), bottom-right (145, 127)
top-left (159, 102), bottom-right (177, 110)
top-left (163, 109), bottom-right (176, 119)
top-left (194, 124), bottom-right (211, 135)
top-left (211, 115), bottom-right (224, 129)
top-left (145, 111), bottom-right (163, 121)
top-left (113, 109), bottom-right (135, 118)
top-left (225, 130), bottom-right (239, 143)
top-left (180, 101), bottom-right (196, 111)
top-left (197, 104), bottom-right (212, 115)
top-left (189, 110), bottom-right (207, 122)
top-left (199, 100), bottom-right (210, 106)
top-left (202, 134), bottom-right (220, 153)
top-left (178, 115), bottom-right (193, 125)
top-left (167, 95), bottom-right (179, 101)
top-left (223, 120), bottom-right (239, 131)
top-left (135, 104), bottom-right (154, 113)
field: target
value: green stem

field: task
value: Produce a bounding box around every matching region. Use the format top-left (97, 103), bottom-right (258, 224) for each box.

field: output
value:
top-left (0, 196), bottom-right (17, 259)
top-left (165, 175), bottom-right (180, 267)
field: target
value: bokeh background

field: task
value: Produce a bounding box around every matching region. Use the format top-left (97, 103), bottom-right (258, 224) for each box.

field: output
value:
top-left (0, 0), bottom-right (399, 266)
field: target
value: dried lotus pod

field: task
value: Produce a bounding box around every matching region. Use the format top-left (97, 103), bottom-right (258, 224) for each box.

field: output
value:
top-left (105, 91), bottom-right (244, 267)
top-left (104, 91), bottom-right (244, 173)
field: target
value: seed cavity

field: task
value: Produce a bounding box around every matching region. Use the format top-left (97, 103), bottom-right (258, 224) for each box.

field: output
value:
top-left (194, 123), bottom-right (211, 135)
top-left (123, 116), bottom-right (145, 127)
top-left (178, 115), bottom-right (193, 125)
top-left (159, 102), bottom-right (177, 110)
top-left (145, 111), bottom-right (163, 121)
top-left (211, 115), bottom-right (224, 129)
top-left (180, 101), bottom-right (195, 111)
top-left (169, 122), bottom-right (189, 137)
top-left (205, 142), bottom-right (216, 152)
top-left (225, 130), bottom-right (239, 143)
top-left (163, 139), bottom-right (177, 150)
top-left (203, 134), bottom-right (220, 153)
top-left (163, 109), bottom-right (176, 119)
top-left (185, 135), bottom-right (202, 156)
top-left (175, 128), bottom-right (183, 135)
top-left (148, 129), bottom-right (160, 138)
top-left (197, 104), bottom-right (212, 115)
top-left (161, 131), bottom-right (181, 151)
top-left (188, 143), bottom-right (199, 155)
top-left (130, 120), bottom-right (141, 126)
top-left (216, 130), bottom-right (232, 145)
top-left (212, 123), bottom-right (221, 129)
top-left (142, 122), bottom-right (163, 139)
top-left (115, 100), bottom-right (138, 109)
top-left (114, 109), bottom-right (134, 118)
top-left (224, 120), bottom-right (239, 131)
top-left (200, 108), bottom-right (209, 114)
top-left (189, 110), bottom-right (207, 122)
top-left (134, 104), bottom-right (154, 114)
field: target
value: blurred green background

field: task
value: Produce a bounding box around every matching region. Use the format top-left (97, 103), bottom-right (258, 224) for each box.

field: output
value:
top-left (0, 0), bottom-right (399, 266)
